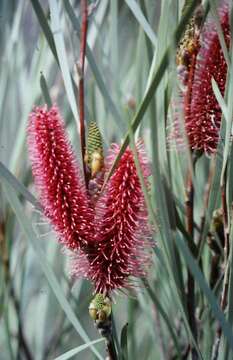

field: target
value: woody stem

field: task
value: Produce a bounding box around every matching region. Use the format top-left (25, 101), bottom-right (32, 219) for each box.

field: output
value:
top-left (184, 32), bottom-right (200, 359)
top-left (211, 171), bottom-right (230, 360)
top-left (186, 162), bottom-right (198, 360)
top-left (95, 315), bottom-right (118, 360)
top-left (77, 0), bottom-right (88, 184)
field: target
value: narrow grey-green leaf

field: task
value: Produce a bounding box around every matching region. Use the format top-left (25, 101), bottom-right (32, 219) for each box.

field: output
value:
top-left (0, 162), bottom-right (41, 210)
top-left (175, 233), bottom-right (233, 351)
top-left (63, 0), bottom-right (125, 133)
top-left (54, 338), bottom-right (104, 360)
top-left (120, 323), bottom-right (128, 360)
top-left (48, 0), bottom-right (79, 125)
top-left (0, 178), bottom-right (103, 360)
top-left (29, 0), bottom-right (59, 63)
top-left (40, 72), bottom-right (52, 108)
top-left (124, 0), bottom-right (157, 46)
top-left (103, 0), bottom-right (201, 185)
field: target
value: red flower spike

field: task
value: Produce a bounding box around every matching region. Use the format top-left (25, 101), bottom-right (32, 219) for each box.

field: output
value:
top-left (169, 1), bottom-right (230, 155)
top-left (27, 106), bottom-right (94, 250)
top-left (185, 1), bottom-right (230, 154)
top-left (83, 142), bottom-right (153, 295)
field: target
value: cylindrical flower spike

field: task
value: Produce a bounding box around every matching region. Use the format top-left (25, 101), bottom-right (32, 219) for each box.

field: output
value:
top-left (170, 1), bottom-right (230, 155)
top-left (86, 141), bottom-right (152, 294)
top-left (27, 106), bottom-right (94, 250)
top-left (185, 1), bottom-right (230, 154)
top-left (28, 107), bottom-right (153, 295)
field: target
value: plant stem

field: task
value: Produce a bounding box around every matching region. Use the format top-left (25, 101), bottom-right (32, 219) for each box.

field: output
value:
top-left (106, 336), bottom-right (118, 360)
top-left (221, 175), bottom-right (230, 262)
top-left (183, 25), bottom-right (200, 357)
top-left (186, 166), bottom-right (198, 360)
top-left (197, 160), bottom-right (214, 259)
top-left (211, 172), bottom-right (230, 360)
top-left (95, 315), bottom-right (118, 360)
top-left (77, 0), bottom-right (88, 184)
top-left (0, 221), bottom-right (9, 284)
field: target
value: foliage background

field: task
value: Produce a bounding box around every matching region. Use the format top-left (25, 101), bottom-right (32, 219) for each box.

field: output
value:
top-left (1, 0), bottom-right (233, 359)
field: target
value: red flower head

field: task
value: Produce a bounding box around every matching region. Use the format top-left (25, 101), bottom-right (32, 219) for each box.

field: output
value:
top-left (28, 107), bottom-right (153, 295)
top-left (170, 1), bottom-right (230, 155)
top-left (27, 106), bottom-right (94, 250)
top-left (185, 1), bottom-right (230, 154)
top-left (78, 141), bottom-right (153, 295)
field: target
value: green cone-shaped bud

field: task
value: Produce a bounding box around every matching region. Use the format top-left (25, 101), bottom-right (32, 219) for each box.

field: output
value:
top-left (87, 122), bottom-right (103, 163)
top-left (85, 122), bottom-right (104, 176)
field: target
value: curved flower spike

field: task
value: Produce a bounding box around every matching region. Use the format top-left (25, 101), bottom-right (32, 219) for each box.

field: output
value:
top-left (170, 1), bottom-right (230, 155)
top-left (27, 106), bottom-right (94, 250)
top-left (185, 1), bottom-right (230, 154)
top-left (85, 141), bottom-right (153, 294)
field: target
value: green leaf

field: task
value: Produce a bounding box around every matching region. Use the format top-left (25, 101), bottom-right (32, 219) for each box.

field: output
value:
top-left (209, 0), bottom-right (230, 67)
top-left (0, 177), bottom-right (103, 360)
top-left (54, 338), bottom-right (104, 360)
top-left (40, 72), bottom-right (52, 108)
top-left (103, 0), bottom-right (200, 185)
top-left (145, 282), bottom-right (182, 359)
top-left (223, 222), bottom-right (233, 359)
top-left (211, 78), bottom-right (228, 121)
top-left (63, 0), bottom-right (125, 133)
top-left (120, 323), bottom-right (128, 360)
top-left (29, 0), bottom-right (59, 63)
top-left (220, 29), bottom-right (233, 360)
top-left (48, 0), bottom-right (79, 126)
top-left (124, 0), bottom-right (157, 46)
top-left (174, 233), bottom-right (233, 352)
top-left (0, 162), bottom-right (41, 210)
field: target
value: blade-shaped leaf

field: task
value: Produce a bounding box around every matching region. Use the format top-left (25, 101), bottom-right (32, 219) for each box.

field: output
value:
top-left (54, 338), bottom-right (104, 360)
top-left (0, 177), bottom-right (103, 360)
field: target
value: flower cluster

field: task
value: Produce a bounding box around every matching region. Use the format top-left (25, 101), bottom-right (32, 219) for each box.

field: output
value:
top-left (27, 107), bottom-right (94, 250)
top-left (86, 143), bottom-right (151, 294)
top-left (171, 0), bottom-right (230, 155)
top-left (27, 106), bottom-right (152, 295)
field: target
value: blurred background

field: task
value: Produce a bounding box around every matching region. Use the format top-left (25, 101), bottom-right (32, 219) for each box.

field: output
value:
top-left (1, 1), bottom-right (230, 360)
top-left (0, 1), bottom-right (165, 359)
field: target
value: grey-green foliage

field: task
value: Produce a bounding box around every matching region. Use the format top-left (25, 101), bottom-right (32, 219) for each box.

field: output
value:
top-left (1, 0), bottom-right (233, 359)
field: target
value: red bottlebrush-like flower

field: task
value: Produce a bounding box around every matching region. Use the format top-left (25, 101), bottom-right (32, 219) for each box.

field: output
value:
top-left (27, 106), bottom-right (94, 250)
top-left (28, 107), bottom-right (152, 295)
top-left (170, 1), bottom-right (230, 155)
top-left (79, 142), bottom-right (152, 295)
top-left (185, 2), bottom-right (230, 154)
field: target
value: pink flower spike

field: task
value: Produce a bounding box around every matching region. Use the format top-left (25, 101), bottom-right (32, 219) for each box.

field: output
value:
top-left (27, 105), bottom-right (94, 250)
top-left (85, 141), bottom-right (153, 295)
top-left (185, 1), bottom-right (230, 154)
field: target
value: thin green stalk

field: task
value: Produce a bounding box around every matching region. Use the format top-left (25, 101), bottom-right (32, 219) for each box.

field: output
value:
top-left (77, 0), bottom-right (88, 183)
